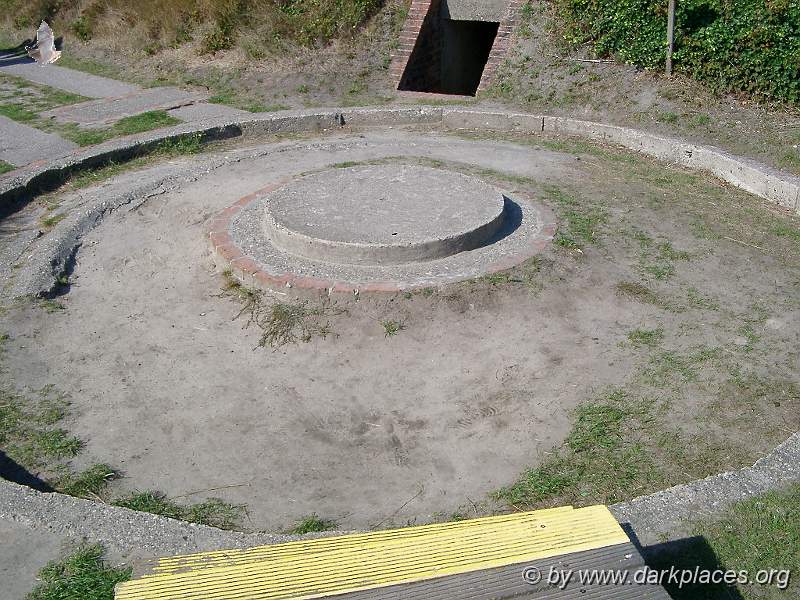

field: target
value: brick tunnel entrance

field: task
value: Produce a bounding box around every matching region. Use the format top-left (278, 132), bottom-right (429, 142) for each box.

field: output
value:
top-left (399, 16), bottom-right (499, 96)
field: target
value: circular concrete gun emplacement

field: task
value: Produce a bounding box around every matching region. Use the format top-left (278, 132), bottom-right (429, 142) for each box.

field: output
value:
top-left (264, 165), bottom-right (507, 265)
top-left (211, 164), bottom-right (557, 292)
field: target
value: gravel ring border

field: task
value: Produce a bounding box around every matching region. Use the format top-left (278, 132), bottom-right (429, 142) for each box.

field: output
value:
top-left (0, 105), bottom-right (798, 552)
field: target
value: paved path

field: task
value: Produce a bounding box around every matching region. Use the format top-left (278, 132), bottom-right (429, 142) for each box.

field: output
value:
top-left (168, 102), bottom-right (249, 121)
top-left (1, 519), bottom-right (66, 600)
top-left (42, 86), bottom-right (208, 126)
top-left (0, 55), bottom-right (247, 169)
top-left (0, 55), bottom-right (139, 98)
top-left (0, 114), bottom-right (77, 166)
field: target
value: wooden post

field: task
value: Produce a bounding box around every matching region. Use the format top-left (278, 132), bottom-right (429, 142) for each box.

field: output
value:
top-left (666, 0), bottom-right (676, 76)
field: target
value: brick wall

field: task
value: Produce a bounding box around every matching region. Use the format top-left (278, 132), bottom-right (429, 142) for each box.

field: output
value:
top-left (476, 0), bottom-right (525, 93)
top-left (389, 0), bottom-right (437, 87)
top-left (393, 0), bottom-right (446, 92)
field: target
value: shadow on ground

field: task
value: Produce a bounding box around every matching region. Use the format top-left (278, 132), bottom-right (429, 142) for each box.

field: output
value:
top-left (635, 531), bottom-right (746, 600)
top-left (0, 451), bottom-right (54, 492)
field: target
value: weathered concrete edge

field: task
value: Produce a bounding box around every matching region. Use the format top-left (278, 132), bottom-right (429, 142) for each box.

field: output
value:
top-left (441, 109), bottom-right (800, 213)
top-left (3, 432), bottom-right (797, 563)
top-left (540, 115), bottom-right (800, 213)
top-left (0, 107), bottom-right (443, 209)
top-left (0, 478), bottom-right (341, 561)
top-left (1, 106), bottom-right (798, 215)
top-left (610, 431), bottom-right (800, 545)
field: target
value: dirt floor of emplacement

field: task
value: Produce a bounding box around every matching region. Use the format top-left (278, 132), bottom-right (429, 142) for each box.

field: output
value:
top-left (2, 125), bottom-right (799, 532)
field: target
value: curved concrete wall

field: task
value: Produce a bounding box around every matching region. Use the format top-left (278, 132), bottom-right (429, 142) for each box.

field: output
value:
top-left (1, 106), bottom-right (797, 215)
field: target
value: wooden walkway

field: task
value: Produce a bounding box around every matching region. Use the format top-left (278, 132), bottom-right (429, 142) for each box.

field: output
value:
top-left (116, 505), bottom-right (671, 599)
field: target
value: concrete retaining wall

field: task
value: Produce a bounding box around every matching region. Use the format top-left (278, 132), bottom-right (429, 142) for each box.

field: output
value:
top-left (2, 106), bottom-right (798, 216)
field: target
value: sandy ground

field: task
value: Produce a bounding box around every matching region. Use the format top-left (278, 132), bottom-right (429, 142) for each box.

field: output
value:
top-left (2, 128), bottom-right (799, 536)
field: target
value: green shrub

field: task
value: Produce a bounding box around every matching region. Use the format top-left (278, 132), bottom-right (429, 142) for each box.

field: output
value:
top-left (278, 0), bottom-right (383, 45)
top-left (71, 16), bottom-right (93, 41)
top-left (553, 0), bottom-right (800, 104)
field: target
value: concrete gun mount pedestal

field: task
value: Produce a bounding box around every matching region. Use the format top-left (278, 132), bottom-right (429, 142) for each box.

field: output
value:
top-left (210, 163), bottom-right (557, 293)
top-left (263, 165), bottom-right (507, 265)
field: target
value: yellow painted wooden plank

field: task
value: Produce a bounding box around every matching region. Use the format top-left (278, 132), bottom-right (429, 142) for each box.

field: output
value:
top-left (116, 506), bottom-right (628, 600)
top-left (152, 506), bottom-right (576, 574)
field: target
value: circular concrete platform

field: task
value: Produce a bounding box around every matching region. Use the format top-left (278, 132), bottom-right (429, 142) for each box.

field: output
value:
top-left (212, 163), bottom-right (557, 293)
top-left (263, 165), bottom-right (507, 266)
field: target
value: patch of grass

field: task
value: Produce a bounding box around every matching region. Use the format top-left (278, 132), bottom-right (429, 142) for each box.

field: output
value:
top-left (641, 347), bottom-right (722, 388)
top-left (56, 55), bottom-right (127, 81)
top-left (494, 389), bottom-right (666, 507)
top-left (113, 491), bottom-right (184, 520)
top-left (651, 486), bottom-right (800, 599)
top-left (221, 277), bottom-right (338, 348)
top-left (208, 90), bottom-right (288, 113)
top-left (637, 239), bottom-right (690, 281)
top-left (656, 241), bottom-right (691, 261)
top-left (615, 281), bottom-right (678, 311)
top-left (0, 385), bottom-right (120, 499)
top-left (153, 134), bottom-right (205, 155)
top-left (39, 299), bottom-right (65, 312)
top-left (48, 133), bottom-right (206, 194)
top-left (58, 125), bottom-right (110, 147)
top-left (643, 262), bottom-right (675, 280)
top-left (57, 464), bottom-right (117, 498)
top-left (627, 327), bottom-right (664, 348)
top-left (0, 160), bottom-right (14, 175)
top-left (732, 304), bottom-right (769, 352)
top-left (0, 73), bottom-right (88, 110)
top-left (656, 111), bottom-right (679, 124)
top-left (686, 287), bottom-right (720, 311)
top-left (33, 429), bottom-right (82, 458)
top-left (689, 113), bottom-right (712, 128)
top-left (381, 319), bottom-right (405, 337)
top-left (332, 161), bottom-right (361, 169)
top-left (61, 110), bottom-right (182, 147)
top-left (472, 257), bottom-right (551, 293)
top-left (289, 514), bottom-right (338, 534)
top-left (616, 281), bottom-right (658, 303)
top-left (28, 544), bottom-right (131, 600)
top-left (42, 110), bottom-right (183, 147)
top-left (261, 301), bottom-right (332, 347)
top-left (113, 111), bottom-right (181, 137)
top-left (0, 103), bottom-right (38, 122)
top-left (40, 213), bottom-right (66, 229)
top-left (113, 491), bottom-right (244, 530)
top-left (185, 498), bottom-right (245, 529)
top-left (0, 387), bottom-right (82, 472)
top-left (542, 185), bottom-right (607, 249)
top-left (771, 222), bottom-right (800, 242)
top-left (689, 219), bottom-right (722, 240)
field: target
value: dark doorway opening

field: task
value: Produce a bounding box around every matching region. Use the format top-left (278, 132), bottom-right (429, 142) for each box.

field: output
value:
top-left (399, 18), bottom-right (499, 96)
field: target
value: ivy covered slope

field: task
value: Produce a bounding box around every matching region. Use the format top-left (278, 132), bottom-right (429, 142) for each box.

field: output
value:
top-left (555, 0), bottom-right (800, 104)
